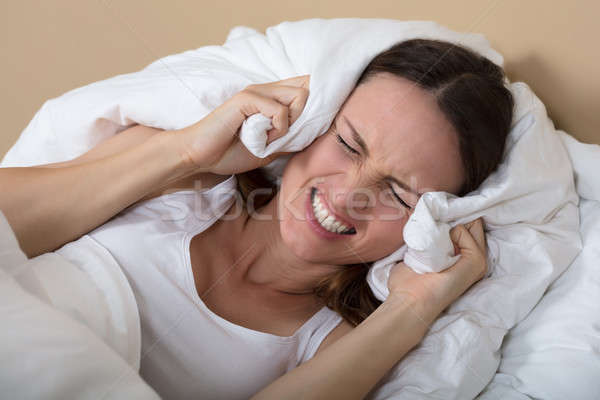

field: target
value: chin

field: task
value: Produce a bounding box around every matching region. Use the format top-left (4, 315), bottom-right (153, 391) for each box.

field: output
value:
top-left (281, 207), bottom-right (345, 265)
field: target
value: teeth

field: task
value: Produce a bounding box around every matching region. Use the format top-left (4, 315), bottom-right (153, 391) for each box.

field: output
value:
top-left (317, 209), bottom-right (327, 222)
top-left (312, 191), bottom-right (353, 234)
top-left (323, 216), bottom-right (335, 228)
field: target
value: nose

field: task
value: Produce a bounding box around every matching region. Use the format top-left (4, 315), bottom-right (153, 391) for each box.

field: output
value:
top-left (329, 176), bottom-right (377, 213)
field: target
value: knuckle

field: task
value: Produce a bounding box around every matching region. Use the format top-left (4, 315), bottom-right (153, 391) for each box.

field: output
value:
top-left (452, 224), bottom-right (465, 234)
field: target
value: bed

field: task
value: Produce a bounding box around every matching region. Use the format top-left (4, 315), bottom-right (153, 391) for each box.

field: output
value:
top-left (1, 5), bottom-right (599, 400)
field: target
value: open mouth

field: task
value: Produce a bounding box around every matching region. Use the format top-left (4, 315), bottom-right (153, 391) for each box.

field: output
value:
top-left (309, 187), bottom-right (356, 235)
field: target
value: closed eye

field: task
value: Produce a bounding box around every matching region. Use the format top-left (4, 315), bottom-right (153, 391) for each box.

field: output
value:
top-left (336, 134), bottom-right (360, 155)
top-left (335, 131), bottom-right (411, 210)
top-left (388, 186), bottom-right (411, 209)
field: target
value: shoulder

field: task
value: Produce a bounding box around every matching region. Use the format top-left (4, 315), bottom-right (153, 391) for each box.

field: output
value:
top-left (313, 319), bottom-right (354, 356)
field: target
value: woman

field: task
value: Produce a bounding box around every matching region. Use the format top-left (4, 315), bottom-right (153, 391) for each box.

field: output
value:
top-left (0, 39), bottom-right (513, 399)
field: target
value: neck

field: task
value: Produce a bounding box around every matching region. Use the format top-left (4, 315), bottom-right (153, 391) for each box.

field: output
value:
top-left (232, 191), bottom-right (343, 296)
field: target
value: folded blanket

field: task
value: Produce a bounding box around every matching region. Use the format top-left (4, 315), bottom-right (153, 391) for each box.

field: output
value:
top-left (1, 18), bottom-right (582, 399)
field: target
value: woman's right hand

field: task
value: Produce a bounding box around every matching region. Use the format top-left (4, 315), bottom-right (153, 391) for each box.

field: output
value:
top-left (171, 75), bottom-right (310, 175)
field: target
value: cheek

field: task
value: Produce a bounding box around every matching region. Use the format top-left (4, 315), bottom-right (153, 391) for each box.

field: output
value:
top-left (301, 136), bottom-right (347, 173)
top-left (280, 134), bottom-right (347, 192)
top-left (360, 205), bottom-right (410, 260)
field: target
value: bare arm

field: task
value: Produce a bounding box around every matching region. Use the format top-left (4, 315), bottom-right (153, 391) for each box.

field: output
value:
top-left (0, 76), bottom-right (311, 259)
top-left (251, 295), bottom-right (431, 400)
top-left (0, 125), bottom-right (210, 258)
top-left (40, 125), bottom-right (230, 201)
top-left (252, 220), bottom-right (489, 400)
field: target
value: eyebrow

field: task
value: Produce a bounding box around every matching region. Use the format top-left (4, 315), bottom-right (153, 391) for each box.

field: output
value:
top-left (342, 115), bottom-right (423, 198)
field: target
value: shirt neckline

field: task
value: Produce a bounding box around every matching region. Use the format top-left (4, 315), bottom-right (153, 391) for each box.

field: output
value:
top-left (182, 227), bottom-right (330, 343)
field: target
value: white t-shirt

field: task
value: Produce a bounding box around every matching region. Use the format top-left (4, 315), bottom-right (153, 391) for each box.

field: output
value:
top-left (74, 174), bottom-right (343, 400)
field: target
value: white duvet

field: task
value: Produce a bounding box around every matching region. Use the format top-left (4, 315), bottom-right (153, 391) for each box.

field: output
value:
top-left (0, 212), bottom-right (159, 399)
top-left (1, 18), bottom-right (598, 399)
top-left (477, 133), bottom-right (600, 400)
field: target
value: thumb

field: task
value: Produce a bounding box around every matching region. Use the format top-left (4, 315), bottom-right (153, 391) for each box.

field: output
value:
top-left (450, 224), bottom-right (479, 255)
top-left (259, 151), bottom-right (293, 166)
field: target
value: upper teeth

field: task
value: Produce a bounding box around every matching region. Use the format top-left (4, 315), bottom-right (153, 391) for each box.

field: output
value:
top-left (312, 193), bottom-right (352, 234)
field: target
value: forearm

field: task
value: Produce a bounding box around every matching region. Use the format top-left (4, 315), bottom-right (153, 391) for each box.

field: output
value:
top-left (251, 295), bottom-right (434, 400)
top-left (0, 132), bottom-right (192, 257)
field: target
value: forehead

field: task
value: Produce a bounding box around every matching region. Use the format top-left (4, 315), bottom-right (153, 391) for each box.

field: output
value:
top-left (338, 73), bottom-right (463, 194)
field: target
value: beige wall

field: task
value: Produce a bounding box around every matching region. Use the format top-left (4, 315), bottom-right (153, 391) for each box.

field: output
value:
top-left (1, 0), bottom-right (598, 160)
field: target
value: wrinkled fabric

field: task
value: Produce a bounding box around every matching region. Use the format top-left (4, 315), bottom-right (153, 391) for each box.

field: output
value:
top-left (0, 18), bottom-right (583, 399)
top-left (477, 135), bottom-right (600, 400)
top-left (0, 212), bottom-right (159, 400)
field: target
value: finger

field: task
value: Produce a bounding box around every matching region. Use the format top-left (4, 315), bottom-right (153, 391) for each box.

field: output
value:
top-left (236, 91), bottom-right (289, 140)
top-left (446, 225), bottom-right (488, 286)
top-left (281, 85), bottom-right (309, 126)
top-left (465, 218), bottom-right (486, 253)
top-left (260, 151), bottom-right (293, 167)
top-left (246, 84), bottom-right (309, 127)
top-left (450, 224), bottom-right (480, 256)
top-left (217, 141), bottom-right (286, 173)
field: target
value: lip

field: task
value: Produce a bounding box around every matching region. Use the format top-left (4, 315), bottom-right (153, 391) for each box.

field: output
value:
top-left (305, 187), bottom-right (356, 240)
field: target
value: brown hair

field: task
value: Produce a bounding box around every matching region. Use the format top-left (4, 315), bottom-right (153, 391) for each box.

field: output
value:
top-left (236, 38), bottom-right (514, 326)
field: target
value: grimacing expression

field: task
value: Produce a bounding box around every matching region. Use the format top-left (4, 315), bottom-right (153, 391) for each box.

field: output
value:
top-left (277, 73), bottom-right (465, 265)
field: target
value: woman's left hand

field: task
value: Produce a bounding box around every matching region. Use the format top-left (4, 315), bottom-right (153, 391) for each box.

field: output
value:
top-left (386, 218), bottom-right (488, 322)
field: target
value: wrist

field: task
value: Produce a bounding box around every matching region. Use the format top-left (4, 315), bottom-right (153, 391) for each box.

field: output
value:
top-left (155, 128), bottom-right (208, 177)
top-left (383, 292), bottom-right (439, 331)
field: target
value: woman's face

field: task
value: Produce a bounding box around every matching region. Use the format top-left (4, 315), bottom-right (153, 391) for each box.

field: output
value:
top-left (277, 73), bottom-right (465, 265)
